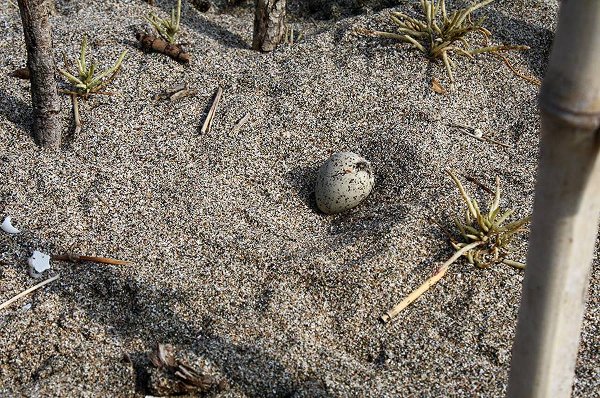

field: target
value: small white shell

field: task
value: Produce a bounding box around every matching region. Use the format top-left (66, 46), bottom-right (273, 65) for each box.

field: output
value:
top-left (28, 251), bottom-right (51, 278)
top-left (1, 217), bottom-right (20, 234)
top-left (315, 152), bottom-right (375, 214)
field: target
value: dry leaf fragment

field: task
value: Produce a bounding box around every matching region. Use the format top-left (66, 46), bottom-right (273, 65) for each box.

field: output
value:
top-left (154, 84), bottom-right (197, 102)
top-left (431, 78), bottom-right (447, 94)
top-left (148, 343), bottom-right (227, 396)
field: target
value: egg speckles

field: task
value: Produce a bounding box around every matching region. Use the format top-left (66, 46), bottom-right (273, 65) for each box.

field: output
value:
top-left (315, 152), bottom-right (375, 214)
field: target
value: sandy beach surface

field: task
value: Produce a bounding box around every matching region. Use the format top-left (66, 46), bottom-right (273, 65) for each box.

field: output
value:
top-left (0, 0), bottom-right (598, 396)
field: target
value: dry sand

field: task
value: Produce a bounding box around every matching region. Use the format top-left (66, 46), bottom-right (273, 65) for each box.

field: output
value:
top-left (0, 0), bottom-right (598, 396)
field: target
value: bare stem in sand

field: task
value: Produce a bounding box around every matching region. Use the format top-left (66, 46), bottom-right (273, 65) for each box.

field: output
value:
top-left (71, 94), bottom-right (81, 136)
top-left (201, 86), bottom-right (222, 134)
top-left (0, 274), bottom-right (60, 310)
top-left (230, 112), bottom-right (250, 136)
top-left (51, 254), bottom-right (130, 265)
top-left (381, 241), bottom-right (482, 323)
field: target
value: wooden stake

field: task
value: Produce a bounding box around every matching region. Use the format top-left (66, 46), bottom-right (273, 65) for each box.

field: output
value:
top-left (0, 274), bottom-right (59, 310)
top-left (381, 241), bottom-right (482, 323)
top-left (508, 3), bottom-right (600, 395)
top-left (253, 0), bottom-right (287, 52)
top-left (17, 0), bottom-right (64, 148)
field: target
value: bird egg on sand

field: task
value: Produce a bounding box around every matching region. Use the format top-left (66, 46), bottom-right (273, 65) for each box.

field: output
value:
top-left (315, 152), bottom-right (374, 214)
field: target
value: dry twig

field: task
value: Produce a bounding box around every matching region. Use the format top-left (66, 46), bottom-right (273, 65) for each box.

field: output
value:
top-left (51, 254), bottom-right (130, 265)
top-left (381, 241), bottom-right (482, 323)
top-left (201, 86), bottom-right (222, 134)
top-left (230, 112), bottom-right (250, 136)
top-left (0, 274), bottom-right (59, 310)
top-left (493, 52), bottom-right (541, 86)
top-left (460, 173), bottom-right (494, 195)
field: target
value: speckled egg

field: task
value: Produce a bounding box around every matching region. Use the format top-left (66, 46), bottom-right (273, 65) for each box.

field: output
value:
top-left (315, 152), bottom-right (375, 214)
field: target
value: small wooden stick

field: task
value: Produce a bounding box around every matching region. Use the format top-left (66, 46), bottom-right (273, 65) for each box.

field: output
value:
top-left (447, 123), bottom-right (511, 148)
top-left (0, 274), bottom-right (60, 310)
top-left (51, 254), bottom-right (130, 265)
top-left (230, 112), bottom-right (250, 136)
top-left (169, 88), bottom-right (196, 101)
top-left (381, 241), bottom-right (482, 323)
top-left (201, 86), bottom-right (222, 134)
top-left (481, 135), bottom-right (511, 148)
top-left (460, 173), bottom-right (494, 195)
top-left (71, 94), bottom-right (81, 136)
top-left (502, 258), bottom-right (526, 269)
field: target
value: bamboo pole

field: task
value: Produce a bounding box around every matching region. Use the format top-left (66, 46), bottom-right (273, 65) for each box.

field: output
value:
top-left (506, 2), bottom-right (600, 397)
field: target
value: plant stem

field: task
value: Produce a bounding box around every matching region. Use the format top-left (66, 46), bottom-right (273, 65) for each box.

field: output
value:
top-left (0, 274), bottom-right (60, 310)
top-left (502, 258), bottom-right (526, 269)
top-left (71, 94), bottom-right (81, 136)
top-left (470, 44), bottom-right (529, 55)
top-left (51, 254), bottom-right (130, 265)
top-left (381, 240), bottom-right (483, 323)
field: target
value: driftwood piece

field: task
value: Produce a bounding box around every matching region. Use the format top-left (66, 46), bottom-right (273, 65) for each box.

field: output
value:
top-left (17, 0), bottom-right (64, 149)
top-left (252, 0), bottom-right (287, 52)
top-left (136, 32), bottom-right (190, 64)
